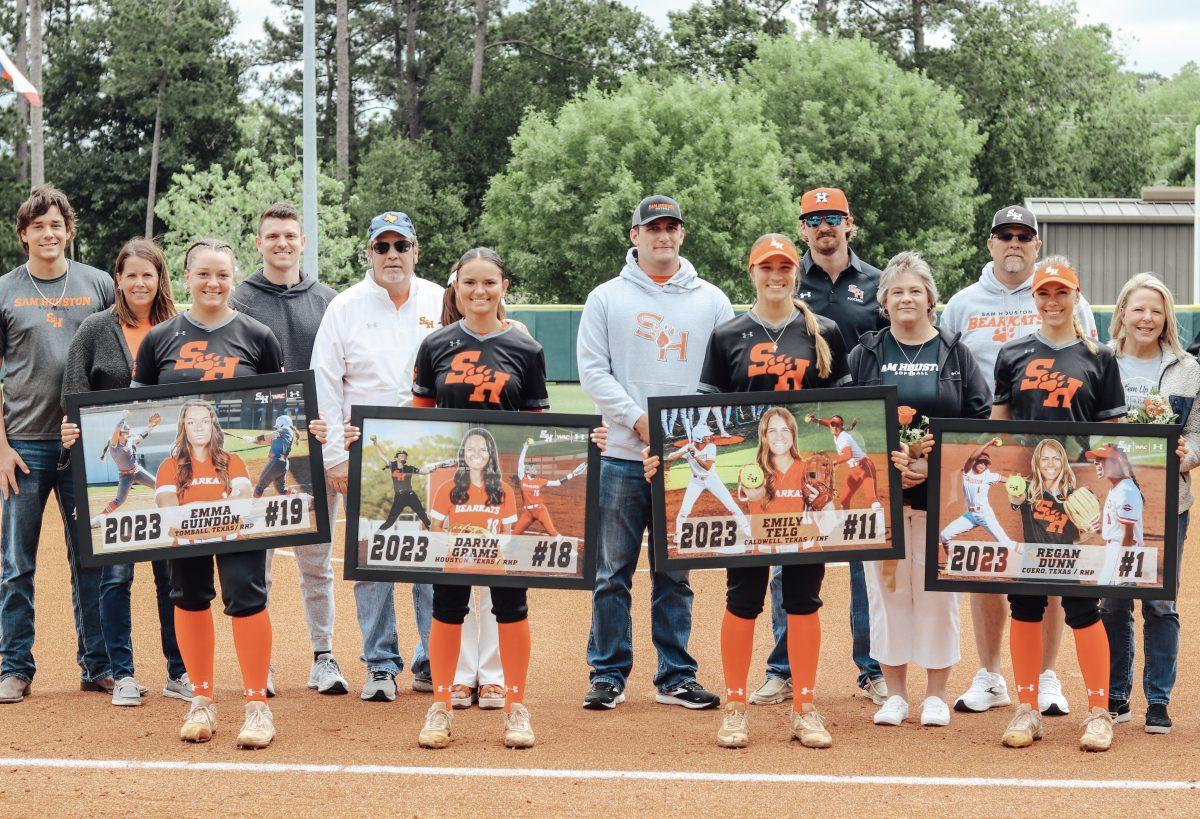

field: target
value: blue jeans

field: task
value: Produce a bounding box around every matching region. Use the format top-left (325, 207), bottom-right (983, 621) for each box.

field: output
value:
top-left (587, 457), bottom-right (697, 691)
top-left (1100, 511), bottom-right (1187, 706)
top-left (99, 560), bottom-right (186, 681)
top-left (0, 441), bottom-right (110, 683)
top-left (353, 580), bottom-right (432, 678)
top-left (765, 561), bottom-right (881, 684)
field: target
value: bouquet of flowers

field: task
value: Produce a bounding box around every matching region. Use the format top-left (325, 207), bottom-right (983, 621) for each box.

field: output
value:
top-left (1127, 390), bottom-right (1179, 424)
top-left (898, 405), bottom-right (930, 458)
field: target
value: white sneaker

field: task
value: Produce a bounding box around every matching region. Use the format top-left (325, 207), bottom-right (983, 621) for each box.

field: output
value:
top-left (1038, 670), bottom-right (1069, 716)
top-left (920, 696), bottom-right (951, 727)
top-left (873, 695), bottom-right (909, 725)
top-left (308, 653), bottom-right (349, 695)
top-left (111, 676), bottom-right (143, 707)
top-left (954, 668), bottom-right (1011, 713)
top-left (748, 676), bottom-right (792, 705)
top-left (859, 676), bottom-right (889, 706)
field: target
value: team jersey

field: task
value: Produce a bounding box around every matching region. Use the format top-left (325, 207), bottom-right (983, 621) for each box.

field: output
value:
top-left (268, 427), bottom-right (294, 461)
top-left (746, 460), bottom-right (807, 515)
top-left (412, 321), bottom-right (549, 411)
top-left (134, 312), bottom-right (284, 385)
top-left (518, 476), bottom-right (550, 509)
top-left (430, 481), bottom-right (518, 534)
top-left (387, 461), bottom-right (419, 493)
top-left (1013, 489), bottom-right (1080, 545)
top-left (834, 430), bottom-right (866, 467)
top-left (962, 469), bottom-right (1002, 512)
top-left (1101, 478), bottom-right (1144, 547)
top-left (992, 333), bottom-right (1126, 422)
top-left (698, 311), bottom-right (850, 394)
top-left (685, 442), bottom-right (718, 478)
top-left (155, 452), bottom-right (252, 505)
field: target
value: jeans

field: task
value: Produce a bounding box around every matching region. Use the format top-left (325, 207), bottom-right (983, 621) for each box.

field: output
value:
top-left (587, 457), bottom-right (697, 691)
top-left (353, 580), bottom-right (432, 678)
top-left (765, 561), bottom-right (882, 684)
top-left (100, 560), bottom-right (185, 681)
top-left (1100, 511), bottom-right (1187, 705)
top-left (0, 440), bottom-right (110, 683)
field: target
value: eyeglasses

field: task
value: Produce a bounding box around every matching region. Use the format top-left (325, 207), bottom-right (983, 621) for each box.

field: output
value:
top-left (993, 231), bottom-right (1035, 243)
top-left (803, 214), bottom-right (844, 228)
top-left (372, 239), bottom-right (414, 255)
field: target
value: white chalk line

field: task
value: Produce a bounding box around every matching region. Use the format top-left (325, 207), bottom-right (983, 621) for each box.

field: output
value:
top-left (0, 756), bottom-right (1194, 790)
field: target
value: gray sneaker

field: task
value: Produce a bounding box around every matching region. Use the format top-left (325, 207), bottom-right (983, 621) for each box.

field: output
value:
top-left (749, 676), bottom-right (793, 705)
top-left (308, 653), bottom-right (349, 695)
top-left (163, 674), bottom-right (194, 701)
top-left (0, 675), bottom-right (30, 703)
top-left (412, 676), bottom-right (434, 693)
top-left (361, 669), bottom-right (397, 702)
top-left (111, 676), bottom-right (143, 707)
top-left (266, 664), bottom-right (277, 698)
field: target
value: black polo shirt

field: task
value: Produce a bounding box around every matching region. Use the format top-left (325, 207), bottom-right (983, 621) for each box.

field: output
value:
top-left (796, 249), bottom-right (887, 351)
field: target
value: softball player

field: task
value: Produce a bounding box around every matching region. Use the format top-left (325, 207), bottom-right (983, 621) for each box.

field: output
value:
top-left (807, 415), bottom-right (881, 511)
top-left (1007, 439), bottom-right (1082, 548)
top-left (1087, 445), bottom-right (1144, 587)
top-left (664, 425), bottom-right (752, 544)
top-left (512, 438), bottom-right (586, 536)
top-left (369, 439), bottom-right (445, 529)
top-left (93, 410), bottom-right (161, 524)
top-left (938, 439), bottom-right (1017, 552)
top-left (250, 415), bottom-right (295, 498)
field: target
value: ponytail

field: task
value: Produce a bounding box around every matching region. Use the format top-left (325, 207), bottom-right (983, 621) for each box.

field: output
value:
top-left (1071, 314), bottom-right (1098, 353)
top-left (795, 298), bottom-right (832, 378)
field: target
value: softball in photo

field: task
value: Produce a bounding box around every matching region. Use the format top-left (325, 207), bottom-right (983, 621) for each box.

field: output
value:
top-left (65, 372), bottom-right (330, 566)
top-left (649, 388), bottom-right (904, 570)
top-left (927, 419), bottom-right (1181, 600)
top-left (343, 407), bottom-right (601, 590)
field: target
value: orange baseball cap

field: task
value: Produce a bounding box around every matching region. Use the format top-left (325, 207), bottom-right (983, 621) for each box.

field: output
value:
top-left (800, 187), bottom-right (850, 216)
top-left (748, 234), bottom-right (800, 270)
top-left (1032, 263), bottom-right (1080, 293)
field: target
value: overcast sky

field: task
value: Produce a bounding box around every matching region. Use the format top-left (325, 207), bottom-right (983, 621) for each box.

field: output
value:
top-left (232, 0), bottom-right (1198, 78)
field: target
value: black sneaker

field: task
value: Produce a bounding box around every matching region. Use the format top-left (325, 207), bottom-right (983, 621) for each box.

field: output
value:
top-left (1108, 698), bottom-right (1131, 724)
top-left (583, 681), bottom-right (625, 710)
top-left (656, 680), bottom-right (720, 710)
top-left (1145, 702), bottom-right (1172, 734)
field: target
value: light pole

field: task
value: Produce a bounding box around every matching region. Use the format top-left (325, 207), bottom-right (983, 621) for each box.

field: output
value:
top-left (303, 0), bottom-right (319, 279)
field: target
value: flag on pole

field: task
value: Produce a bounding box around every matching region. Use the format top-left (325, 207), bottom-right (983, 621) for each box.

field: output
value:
top-left (0, 47), bottom-right (42, 108)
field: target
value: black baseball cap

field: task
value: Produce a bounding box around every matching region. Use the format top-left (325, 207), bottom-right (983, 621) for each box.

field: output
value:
top-left (990, 205), bottom-right (1038, 236)
top-left (632, 195), bottom-right (684, 227)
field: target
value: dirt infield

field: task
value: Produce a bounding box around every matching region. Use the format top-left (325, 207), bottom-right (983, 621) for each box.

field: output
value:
top-left (2, 503), bottom-right (1200, 815)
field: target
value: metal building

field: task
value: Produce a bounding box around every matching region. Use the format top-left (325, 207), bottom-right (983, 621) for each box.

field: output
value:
top-left (1026, 188), bottom-right (1195, 306)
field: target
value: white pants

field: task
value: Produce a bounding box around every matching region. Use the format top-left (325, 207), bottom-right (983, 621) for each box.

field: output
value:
top-left (264, 487), bottom-right (339, 653)
top-left (1098, 540), bottom-right (1123, 586)
top-left (865, 508), bottom-right (960, 669)
top-left (454, 587), bottom-right (503, 687)
top-left (695, 405), bottom-right (729, 437)
top-left (676, 474), bottom-right (748, 535)
top-left (939, 507), bottom-right (1015, 550)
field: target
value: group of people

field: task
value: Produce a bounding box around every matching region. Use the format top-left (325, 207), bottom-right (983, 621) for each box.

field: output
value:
top-left (0, 182), bottom-right (1192, 758)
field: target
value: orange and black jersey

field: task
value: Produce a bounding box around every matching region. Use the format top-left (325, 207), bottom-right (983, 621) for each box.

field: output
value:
top-left (698, 311), bottom-right (850, 394)
top-left (1012, 489), bottom-right (1080, 545)
top-left (134, 312), bottom-right (284, 385)
top-left (387, 461), bottom-right (419, 493)
top-left (993, 333), bottom-right (1125, 423)
top-left (412, 321), bottom-right (549, 411)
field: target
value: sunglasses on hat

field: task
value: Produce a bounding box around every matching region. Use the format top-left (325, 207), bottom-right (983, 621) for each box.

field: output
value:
top-left (803, 214), bottom-right (844, 228)
top-left (993, 230), bottom-right (1035, 243)
top-left (372, 239), bottom-right (414, 255)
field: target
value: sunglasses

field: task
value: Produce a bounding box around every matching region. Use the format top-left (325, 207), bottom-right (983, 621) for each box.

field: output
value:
top-left (372, 239), bottom-right (414, 255)
top-left (993, 230), bottom-right (1035, 243)
top-left (803, 214), bottom-right (844, 228)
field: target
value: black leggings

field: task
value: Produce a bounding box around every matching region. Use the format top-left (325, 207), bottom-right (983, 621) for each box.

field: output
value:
top-left (170, 549), bottom-right (268, 617)
top-left (253, 458), bottom-right (287, 497)
top-left (381, 489), bottom-right (431, 528)
top-left (433, 584), bottom-right (528, 625)
top-left (726, 563), bottom-right (825, 619)
top-left (1008, 594), bottom-right (1101, 629)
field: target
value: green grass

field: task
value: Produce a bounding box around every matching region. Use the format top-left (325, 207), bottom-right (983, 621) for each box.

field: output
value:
top-left (547, 382), bottom-right (595, 415)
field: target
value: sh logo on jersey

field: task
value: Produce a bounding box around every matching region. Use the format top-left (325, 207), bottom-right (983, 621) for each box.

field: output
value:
top-left (747, 342), bottom-right (810, 390)
top-left (634, 312), bottom-right (688, 361)
top-left (173, 341), bottom-right (240, 380)
top-left (1018, 358), bottom-right (1083, 408)
top-left (445, 350), bottom-right (510, 404)
top-left (847, 284), bottom-right (865, 303)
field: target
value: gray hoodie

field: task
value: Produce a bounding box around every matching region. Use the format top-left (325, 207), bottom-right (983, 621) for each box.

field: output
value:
top-left (232, 270), bottom-right (338, 372)
top-left (939, 261), bottom-right (1098, 396)
top-left (578, 249), bottom-right (734, 461)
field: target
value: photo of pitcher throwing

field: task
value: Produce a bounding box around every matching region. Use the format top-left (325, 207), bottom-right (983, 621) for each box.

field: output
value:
top-left (938, 437), bottom-right (1017, 553)
top-left (92, 409), bottom-right (163, 526)
top-left (805, 414), bottom-right (881, 511)
top-left (512, 438), bottom-right (586, 536)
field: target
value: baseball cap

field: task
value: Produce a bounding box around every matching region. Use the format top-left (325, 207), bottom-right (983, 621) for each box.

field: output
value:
top-left (1085, 441), bottom-right (1133, 461)
top-left (975, 453), bottom-right (991, 464)
top-left (1032, 263), bottom-right (1080, 293)
top-left (631, 195), bottom-right (684, 227)
top-left (369, 211), bottom-right (416, 241)
top-left (991, 205), bottom-right (1038, 236)
top-left (691, 424), bottom-right (713, 440)
top-left (748, 234), bottom-right (800, 270)
top-left (800, 187), bottom-right (850, 216)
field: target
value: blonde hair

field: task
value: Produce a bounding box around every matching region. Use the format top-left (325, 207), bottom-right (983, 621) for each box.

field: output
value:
top-left (879, 251), bottom-right (939, 323)
top-left (796, 299), bottom-right (832, 378)
top-left (1028, 438), bottom-right (1076, 501)
top-left (1109, 272), bottom-right (1186, 360)
top-left (1036, 255), bottom-right (1097, 353)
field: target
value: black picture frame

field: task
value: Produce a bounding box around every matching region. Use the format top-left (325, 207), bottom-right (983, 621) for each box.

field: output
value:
top-left (342, 406), bottom-right (601, 590)
top-left (648, 387), bottom-right (904, 570)
top-left (925, 418), bottom-right (1180, 600)
top-left (65, 370), bottom-right (331, 567)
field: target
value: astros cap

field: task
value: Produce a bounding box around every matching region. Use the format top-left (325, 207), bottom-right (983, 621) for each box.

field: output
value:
top-left (369, 211), bottom-right (416, 241)
top-left (991, 205), bottom-right (1038, 236)
top-left (748, 234), bottom-right (800, 270)
top-left (800, 187), bottom-right (850, 216)
top-left (632, 195), bottom-right (684, 227)
top-left (1032, 263), bottom-right (1080, 293)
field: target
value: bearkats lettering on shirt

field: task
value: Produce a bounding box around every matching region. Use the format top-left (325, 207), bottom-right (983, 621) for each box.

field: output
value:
top-left (1018, 358), bottom-right (1083, 408)
top-left (965, 311), bottom-right (1040, 343)
top-left (634, 312), bottom-right (688, 362)
top-left (746, 342), bottom-right (810, 390)
top-left (171, 340), bottom-right (241, 381)
top-left (444, 350), bottom-right (510, 404)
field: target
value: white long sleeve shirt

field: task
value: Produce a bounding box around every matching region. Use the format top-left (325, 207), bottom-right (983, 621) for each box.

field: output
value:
top-left (311, 271), bottom-right (444, 468)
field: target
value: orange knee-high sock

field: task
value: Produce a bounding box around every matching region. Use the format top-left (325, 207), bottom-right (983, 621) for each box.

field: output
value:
top-left (497, 619), bottom-right (531, 712)
top-left (787, 612), bottom-right (820, 709)
top-left (231, 610), bottom-right (273, 703)
top-left (720, 611), bottom-right (756, 704)
top-left (173, 606), bottom-right (215, 699)
top-left (1009, 618), bottom-right (1043, 707)
top-left (1072, 621), bottom-right (1110, 710)
top-left (429, 618), bottom-right (463, 707)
